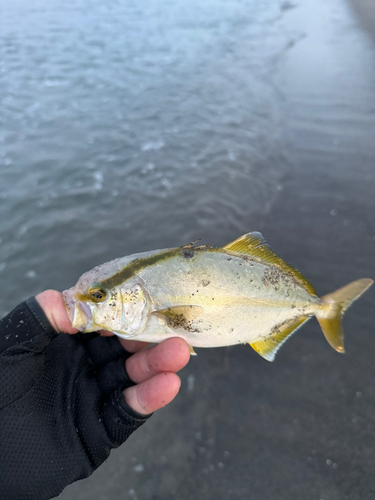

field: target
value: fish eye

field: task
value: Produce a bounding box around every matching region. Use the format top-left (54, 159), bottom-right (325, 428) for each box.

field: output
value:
top-left (89, 286), bottom-right (106, 302)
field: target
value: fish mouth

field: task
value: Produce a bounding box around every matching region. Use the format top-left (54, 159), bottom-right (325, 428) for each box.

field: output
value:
top-left (62, 289), bottom-right (92, 331)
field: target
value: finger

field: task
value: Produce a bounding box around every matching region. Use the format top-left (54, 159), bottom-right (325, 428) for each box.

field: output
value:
top-left (123, 372), bottom-right (181, 415)
top-left (97, 333), bottom-right (149, 352)
top-left (98, 330), bottom-right (115, 337)
top-left (36, 290), bottom-right (78, 334)
top-left (125, 337), bottom-right (190, 384)
top-left (117, 338), bottom-right (151, 353)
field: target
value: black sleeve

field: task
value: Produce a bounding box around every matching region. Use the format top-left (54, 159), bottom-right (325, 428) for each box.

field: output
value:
top-left (0, 298), bottom-right (151, 500)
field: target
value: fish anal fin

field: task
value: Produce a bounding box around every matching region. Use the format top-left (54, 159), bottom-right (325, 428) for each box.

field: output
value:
top-left (250, 315), bottom-right (310, 361)
top-left (223, 232), bottom-right (317, 296)
top-left (152, 305), bottom-right (203, 330)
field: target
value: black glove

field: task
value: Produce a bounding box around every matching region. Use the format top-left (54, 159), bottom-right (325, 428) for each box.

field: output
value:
top-left (0, 298), bottom-right (151, 500)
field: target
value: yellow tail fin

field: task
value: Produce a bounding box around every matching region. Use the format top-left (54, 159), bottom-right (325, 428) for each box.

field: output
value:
top-left (317, 278), bottom-right (373, 353)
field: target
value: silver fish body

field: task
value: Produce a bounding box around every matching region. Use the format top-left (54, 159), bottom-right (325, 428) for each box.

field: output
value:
top-left (63, 232), bottom-right (373, 361)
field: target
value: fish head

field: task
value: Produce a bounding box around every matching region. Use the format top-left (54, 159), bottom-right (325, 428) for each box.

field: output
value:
top-left (63, 272), bottom-right (150, 338)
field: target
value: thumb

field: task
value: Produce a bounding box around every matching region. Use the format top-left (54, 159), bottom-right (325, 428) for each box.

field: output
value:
top-left (35, 290), bottom-right (79, 334)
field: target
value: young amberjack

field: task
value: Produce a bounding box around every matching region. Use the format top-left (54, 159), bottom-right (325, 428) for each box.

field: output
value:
top-left (63, 232), bottom-right (373, 361)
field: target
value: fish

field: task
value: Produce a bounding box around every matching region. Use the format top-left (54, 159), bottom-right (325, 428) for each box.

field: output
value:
top-left (62, 232), bottom-right (373, 361)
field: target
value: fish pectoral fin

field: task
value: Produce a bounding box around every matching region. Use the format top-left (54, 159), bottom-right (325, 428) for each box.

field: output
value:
top-left (223, 232), bottom-right (317, 296)
top-left (250, 315), bottom-right (311, 362)
top-left (189, 345), bottom-right (197, 356)
top-left (152, 305), bottom-right (204, 329)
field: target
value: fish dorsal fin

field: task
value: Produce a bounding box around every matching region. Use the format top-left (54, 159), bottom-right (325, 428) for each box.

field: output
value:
top-left (250, 315), bottom-right (311, 361)
top-left (223, 232), bottom-right (317, 296)
top-left (152, 305), bottom-right (203, 330)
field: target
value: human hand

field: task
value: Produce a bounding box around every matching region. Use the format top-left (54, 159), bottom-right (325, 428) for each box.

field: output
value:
top-left (1, 291), bottom-right (191, 500)
top-left (36, 290), bottom-right (190, 415)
